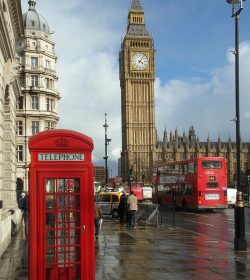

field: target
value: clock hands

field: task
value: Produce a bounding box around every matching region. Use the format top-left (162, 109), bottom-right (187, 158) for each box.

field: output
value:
top-left (131, 52), bottom-right (148, 70)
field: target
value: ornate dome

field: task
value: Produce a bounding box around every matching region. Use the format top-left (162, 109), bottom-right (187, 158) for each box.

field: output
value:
top-left (23, 1), bottom-right (50, 34)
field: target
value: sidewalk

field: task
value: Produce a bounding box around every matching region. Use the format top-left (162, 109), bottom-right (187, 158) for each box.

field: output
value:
top-left (0, 227), bottom-right (28, 279)
top-left (0, 218), bottom-right (250, 279)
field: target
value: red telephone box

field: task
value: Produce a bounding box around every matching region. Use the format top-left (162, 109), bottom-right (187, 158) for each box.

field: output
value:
top-left (28, 129), bottom-right (95, 280)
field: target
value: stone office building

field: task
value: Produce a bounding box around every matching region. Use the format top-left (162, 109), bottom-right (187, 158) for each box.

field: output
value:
top-left (16, 0), bottom-right (60, 191)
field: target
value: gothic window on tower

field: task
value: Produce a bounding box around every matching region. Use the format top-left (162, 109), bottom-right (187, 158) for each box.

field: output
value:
top-left (244, 162), bottom-right (248, 170)
top-left (31, 121), bottom-right (39, 135)
top-left (31, 75), bottom-right (38, 87)
top-left (17, 145), bottom-right (24, 162)
top-left (16, 121), bottom-right (23, 135)
top-left (31, 95), bottom-right (39, 110)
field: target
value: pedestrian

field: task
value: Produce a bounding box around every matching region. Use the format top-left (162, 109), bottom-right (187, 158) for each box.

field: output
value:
top-left (94, 201), bottom-right (102, 240)
top-left (118, 190), bottom-right (127, 224)
top-left (18, 191), bottom-right (29, 238)
top-left (127, 191), bottom-right (138, 228)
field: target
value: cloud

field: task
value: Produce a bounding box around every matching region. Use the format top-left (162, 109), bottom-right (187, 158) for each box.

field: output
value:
top-left (155, 41), bottom-right (250, 141)
top-left (58, 52), bottom-right (121, 164)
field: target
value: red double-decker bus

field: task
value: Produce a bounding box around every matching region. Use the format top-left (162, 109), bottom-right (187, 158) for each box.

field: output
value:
top-left (152, 157), bottom-right (228, 210)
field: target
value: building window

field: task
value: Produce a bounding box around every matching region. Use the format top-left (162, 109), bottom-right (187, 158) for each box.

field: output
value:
top-left (19, 75), bottom-right (25, 87)
top-left (31, 121), bottom-right (39, 135)
top-left (17, 145), bottom-right (23, 162)
top-left (17, 96), bottom-right (23, 109)
top-left (31, 75), bottom-right (38, 87)
top-left (44, 78), bottom-right (54, 89)
top-left (45, 78), bottom-right (49, 89)
top-left (46, 97), bottom-right (54, 111)
top-left (45, 121), bottom-right (55, 130)
top-left (45, 60), bottom-right (51, 69)
top-left (31, 57), bottom-right (38, 68)
top-left (31, 95), bottom-right (39, 109)
top-left (17, 121), bottom-right (23, 135)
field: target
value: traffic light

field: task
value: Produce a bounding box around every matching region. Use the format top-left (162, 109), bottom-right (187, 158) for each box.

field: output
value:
top-left (247, 169), bottom-right (250, 181)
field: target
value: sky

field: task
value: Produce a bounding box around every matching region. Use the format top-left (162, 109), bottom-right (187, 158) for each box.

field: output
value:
top-left (21, 0), bottom-right (250, 176)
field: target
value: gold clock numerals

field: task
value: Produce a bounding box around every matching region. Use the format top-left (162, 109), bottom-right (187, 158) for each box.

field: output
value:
top-left (131, 52), bottom-right (149, 70)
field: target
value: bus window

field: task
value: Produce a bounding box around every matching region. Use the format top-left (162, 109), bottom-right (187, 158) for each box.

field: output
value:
top-left (188, 162), bottom-right (196, 174)
top-left (183, 185), bottom-right (192, 195)
top-left (184, 164), bottom-right (188, 174)
top-left (172, 164), bottom-right (179, 174)
top-left (165, 166), bottom-right (171, 174)
top-left (180, 164), bottom-right (185, 174)
top-left (207, 182), bottom-right (218, 188)
top-left (202, 160), bottom-right (222, 169)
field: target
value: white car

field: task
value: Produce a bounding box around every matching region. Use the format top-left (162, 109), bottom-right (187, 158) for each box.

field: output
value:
top-left (227, 186), bottom-right (237, 207)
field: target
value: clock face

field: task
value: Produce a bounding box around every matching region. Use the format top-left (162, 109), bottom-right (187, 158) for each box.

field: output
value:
top-left (131, 52), bottom-right (149, 70)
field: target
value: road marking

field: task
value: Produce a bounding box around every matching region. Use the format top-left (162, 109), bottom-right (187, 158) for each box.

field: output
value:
top-left (184, 219), bottom-right (214, 227)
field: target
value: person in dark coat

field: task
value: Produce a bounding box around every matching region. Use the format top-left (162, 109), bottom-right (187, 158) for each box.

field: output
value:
top-left (118, 190), bottom-right (127, 224)
top-left (18, 191), bottom-right (29, 237)
top-left (94, 202), bottom-right (102, 240)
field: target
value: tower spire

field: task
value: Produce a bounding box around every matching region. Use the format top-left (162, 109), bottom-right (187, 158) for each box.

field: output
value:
top-left (28, 0), bottom-right (36, 11)
top-left (131, 0), bottom-right (143, 11)
top-left (127, 0), bottom-right (149, 37)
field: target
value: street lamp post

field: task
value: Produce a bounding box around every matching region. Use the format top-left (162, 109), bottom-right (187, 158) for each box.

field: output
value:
top-left (103, 113), bottom-right (111, 185)
top-left (226, 0), bottom-right (247, 251)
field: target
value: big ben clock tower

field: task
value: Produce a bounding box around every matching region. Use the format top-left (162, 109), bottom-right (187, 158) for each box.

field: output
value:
top-left (120, 0), bottom-right (157, 182)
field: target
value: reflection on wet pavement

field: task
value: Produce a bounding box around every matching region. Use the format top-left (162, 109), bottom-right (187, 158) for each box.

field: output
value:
top-left (95, 220), bottom-right (250, 280)
top-left (1, 217), bottom-right (250, 279)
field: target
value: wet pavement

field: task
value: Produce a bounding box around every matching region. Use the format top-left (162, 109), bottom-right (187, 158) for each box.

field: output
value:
top-left (1, 216), bottom-right (250, 279)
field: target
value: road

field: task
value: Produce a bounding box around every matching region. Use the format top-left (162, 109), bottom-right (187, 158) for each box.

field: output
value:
top-left (160, 206), bottom-right (250, 245)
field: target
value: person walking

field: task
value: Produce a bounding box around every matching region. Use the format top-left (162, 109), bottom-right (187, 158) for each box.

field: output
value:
top-left (127, 191), bottom-right (138, 228)
top-left (118, 190), bottom-right (127, 224)
top-left (94, 201), bottom-right (102, 240)
top-left (18, 191), bottom-right (29, 238)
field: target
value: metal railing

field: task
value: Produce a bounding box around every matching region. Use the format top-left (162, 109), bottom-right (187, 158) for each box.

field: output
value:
top-left (136, 203), bottom-right (159, 226)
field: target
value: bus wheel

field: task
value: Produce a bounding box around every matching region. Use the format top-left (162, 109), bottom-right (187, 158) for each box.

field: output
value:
top-left (182, 200), bottom-right (188, 211)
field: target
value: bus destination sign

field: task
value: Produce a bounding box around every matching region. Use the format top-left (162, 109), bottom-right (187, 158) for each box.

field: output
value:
top-left (38, 153), bottom-right (84, 161)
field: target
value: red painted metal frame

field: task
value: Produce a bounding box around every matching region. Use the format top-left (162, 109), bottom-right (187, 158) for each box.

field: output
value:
top-left (28, 129), bottom-right (95, 280)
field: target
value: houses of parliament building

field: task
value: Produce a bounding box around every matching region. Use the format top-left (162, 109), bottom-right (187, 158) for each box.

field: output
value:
top-left (119, 0), bottom-right (250, 186)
